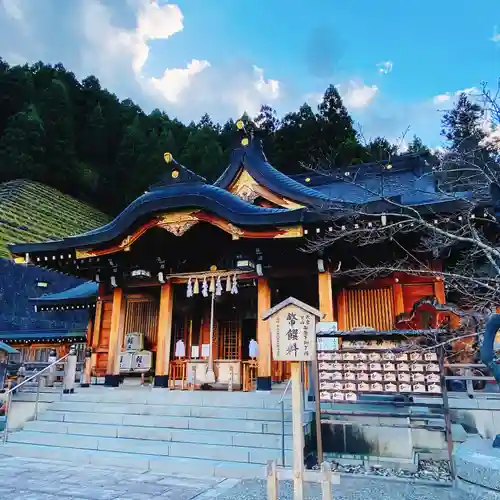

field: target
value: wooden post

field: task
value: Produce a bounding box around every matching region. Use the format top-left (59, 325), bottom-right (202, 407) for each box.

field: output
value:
top-left (320, 462), bottom-right (332, 500)
top-left (90, 300), bottom-right (103, 377)
top-left (257, 278), bottom-right (272, 391)
top-left (316, 272), bottom-right (333, 464)
top-left (105, 288), bottom-right (125, 385)
top-left (393, 283), bottom-right (405, 316)
top-left (291, 361), bottom-right (305, 500)
top-left (155, 282), bottom-right (174, 388)
top-left (266, 460), bottom-right (278, 500)
top-left (336, 289), bottom-right (347, 330)
top-left (434, 279), bottom-right (446, 304)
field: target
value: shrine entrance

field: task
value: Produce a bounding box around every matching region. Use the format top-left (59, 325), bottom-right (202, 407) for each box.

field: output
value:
top-left (169, 278), bottom-right (258, 390)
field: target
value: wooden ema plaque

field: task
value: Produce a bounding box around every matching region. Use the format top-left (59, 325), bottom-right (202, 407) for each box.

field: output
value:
top-left (317, 336), bottom-right (442, 402)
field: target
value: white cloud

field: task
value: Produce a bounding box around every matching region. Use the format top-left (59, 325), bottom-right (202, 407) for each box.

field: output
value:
top-left (433, 94), bottom-right (451, 105)
top-left (150, 59), bottom-right (211, 103)
top-left (1, 0), bottom-right (23, 21)
top-left (377, 61), bottom-right (393, 75)
top-left (339, 80), bottom-right (379, 109)
top-left (432, 87), bottom-right (479, 105)
top-left (78, 0), bottom-right (281, 120)
top-left (492, 27), bottom-right (500, 42)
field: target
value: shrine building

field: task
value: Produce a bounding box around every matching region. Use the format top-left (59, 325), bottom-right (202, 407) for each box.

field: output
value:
top-left (9, 133), bottom-right (455, 391)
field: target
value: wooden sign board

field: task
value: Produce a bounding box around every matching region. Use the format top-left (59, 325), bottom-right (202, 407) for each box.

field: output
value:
top-left (263, 297), bottom-right (323, 362)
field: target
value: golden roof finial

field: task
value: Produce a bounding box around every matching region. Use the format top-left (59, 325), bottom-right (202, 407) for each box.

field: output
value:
top-left (164, 152), bottom-right (173, 164)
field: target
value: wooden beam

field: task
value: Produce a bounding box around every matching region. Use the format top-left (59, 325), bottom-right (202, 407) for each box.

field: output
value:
top-left (318, 272), bottom-right (334, 321)
top-left (257, 277), bottom-right (272, 390)
top-left (154, 282), bottom-right (174, 387)
top-left (106, 288), bottom-right (126, 378)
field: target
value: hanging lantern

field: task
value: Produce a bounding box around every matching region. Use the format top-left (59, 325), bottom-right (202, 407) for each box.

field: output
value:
top-left (226, 275), bottom-right (232, 293)
top-left (216, 276), bottom-right (223, 296)
top-left (193, 278), bottom-right (200, 295)
top-left (209, 276), bottom-right (215, 293)
top-left (231, 274), bottom-right (239, 295)
top-left (202, 277), bottom-right (209, 297)
top-left (187, 278), bottom-right (193, 298)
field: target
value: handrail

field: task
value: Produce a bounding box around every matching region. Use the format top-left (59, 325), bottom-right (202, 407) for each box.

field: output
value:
top-left (1, 353), bottom-right (70, 444)
top-left (2, 353), bottom-right (70, 397)
top-left (278, 378), bottom-right (292, 467)
top-left (278, 378), bottom-right (292, 405)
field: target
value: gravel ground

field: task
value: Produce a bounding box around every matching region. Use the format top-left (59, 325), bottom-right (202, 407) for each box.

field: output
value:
top-left (323, 459), bottom-right (452, 482)
top-left (216, 477), bottom-right (474, 500)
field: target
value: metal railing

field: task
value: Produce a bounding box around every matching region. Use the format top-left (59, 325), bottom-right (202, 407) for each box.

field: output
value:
top-left (278, 379), bottom-right (292, 467)
top-left (1, 353), bottom-right (70, 443)
top-left (445, 363), bottom-right (499, 397)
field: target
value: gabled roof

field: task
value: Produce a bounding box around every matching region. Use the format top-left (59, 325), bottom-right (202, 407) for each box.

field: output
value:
top-left (215, 139), bottom-right (333, 208)
top-left (30, 281), bottom-right (98, 308)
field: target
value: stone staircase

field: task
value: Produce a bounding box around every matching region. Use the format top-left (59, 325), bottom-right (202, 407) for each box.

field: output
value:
top-left (1, 387), bottom-right (311, 478)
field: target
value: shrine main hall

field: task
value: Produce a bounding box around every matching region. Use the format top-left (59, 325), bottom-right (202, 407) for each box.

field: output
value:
top-left (9, 135), bottom-right (450, 391)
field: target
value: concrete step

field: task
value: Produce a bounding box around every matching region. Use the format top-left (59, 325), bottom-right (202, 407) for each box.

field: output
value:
top-left (23, 420), bottom-right (293, 450)
top-left (0, 442), bottom-right (267, 478)
top-left (38, 410), bottom-right (294, 434)
top-left (47, 400), bottom-right (296, 421)
top-left (7, 430), bottom-right (293, 465)
top-left (52, 389), bottom-right (294, 409)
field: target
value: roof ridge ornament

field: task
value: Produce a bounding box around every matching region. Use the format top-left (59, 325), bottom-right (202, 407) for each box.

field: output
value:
top-left (149, 152), bottom-right (207, 191)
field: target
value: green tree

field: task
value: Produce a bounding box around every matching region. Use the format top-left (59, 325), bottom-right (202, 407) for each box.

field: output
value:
top-left (38, 78), bottom-right (79, 194)
top-left (407, 135), bottom-right (430, 154)
top-left (441, 93), bottom-right (486, 152)
top-left (0, 105), bottom-right (45, 182)
top-left (366, 137), bottom-right (398, 162)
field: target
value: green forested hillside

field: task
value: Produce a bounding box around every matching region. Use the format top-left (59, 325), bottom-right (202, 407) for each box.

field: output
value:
top-left (0, 180), bottom-right (109, 259)
top-left (0, 58), bottom-right (428, 215)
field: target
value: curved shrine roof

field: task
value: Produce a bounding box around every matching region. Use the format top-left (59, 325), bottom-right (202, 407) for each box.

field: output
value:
top-left (216, 139), bottom-right (333, 207)
top-left (29, 281), bottom-right (98, 307)
top-left (9, 182), bottom-right (308, 254)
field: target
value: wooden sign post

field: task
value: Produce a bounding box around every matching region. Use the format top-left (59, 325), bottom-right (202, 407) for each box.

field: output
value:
top-left (263, 297), bottom-right (324, 500)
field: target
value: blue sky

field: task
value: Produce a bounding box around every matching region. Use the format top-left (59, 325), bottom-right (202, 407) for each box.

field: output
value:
top-left (1, 0), bottom-right (499, 148)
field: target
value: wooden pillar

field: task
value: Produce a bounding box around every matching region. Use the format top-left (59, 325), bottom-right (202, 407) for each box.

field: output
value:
top-left (318, 272), bottom-right (334, 321)
top-left (154, 282), bottom-right (174, 387)
top-left (434, 279), bottom-right (446, 304)
top-left (257, 277), bottom-right (272, 391)
top-left (105, 288), bottom-right (125, 386)
top-left (336, 290), bottom-right (347, 330)
top-left (393, 283), bottom-right (405, 316)
top-left (90, 300), bottom-right (103, 378)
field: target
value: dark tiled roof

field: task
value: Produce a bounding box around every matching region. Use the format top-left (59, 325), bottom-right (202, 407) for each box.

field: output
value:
top-left (215, 139), bottom-right (333, 207)
top-left (29, 281), bottom-right (98, 306)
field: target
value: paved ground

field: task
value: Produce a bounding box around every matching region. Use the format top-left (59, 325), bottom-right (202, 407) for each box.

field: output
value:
top-left (0, 455), bottom-right (477, 499)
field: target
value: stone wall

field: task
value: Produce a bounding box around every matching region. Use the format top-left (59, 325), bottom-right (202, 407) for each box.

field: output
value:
top-left (0, 259), bottom-right (87, 331)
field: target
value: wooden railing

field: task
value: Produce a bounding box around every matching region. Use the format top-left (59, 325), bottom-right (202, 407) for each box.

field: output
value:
top-left (168, 360), bottom-right (187, 390)
top-left (242, 360), bottom-right (258, 392)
